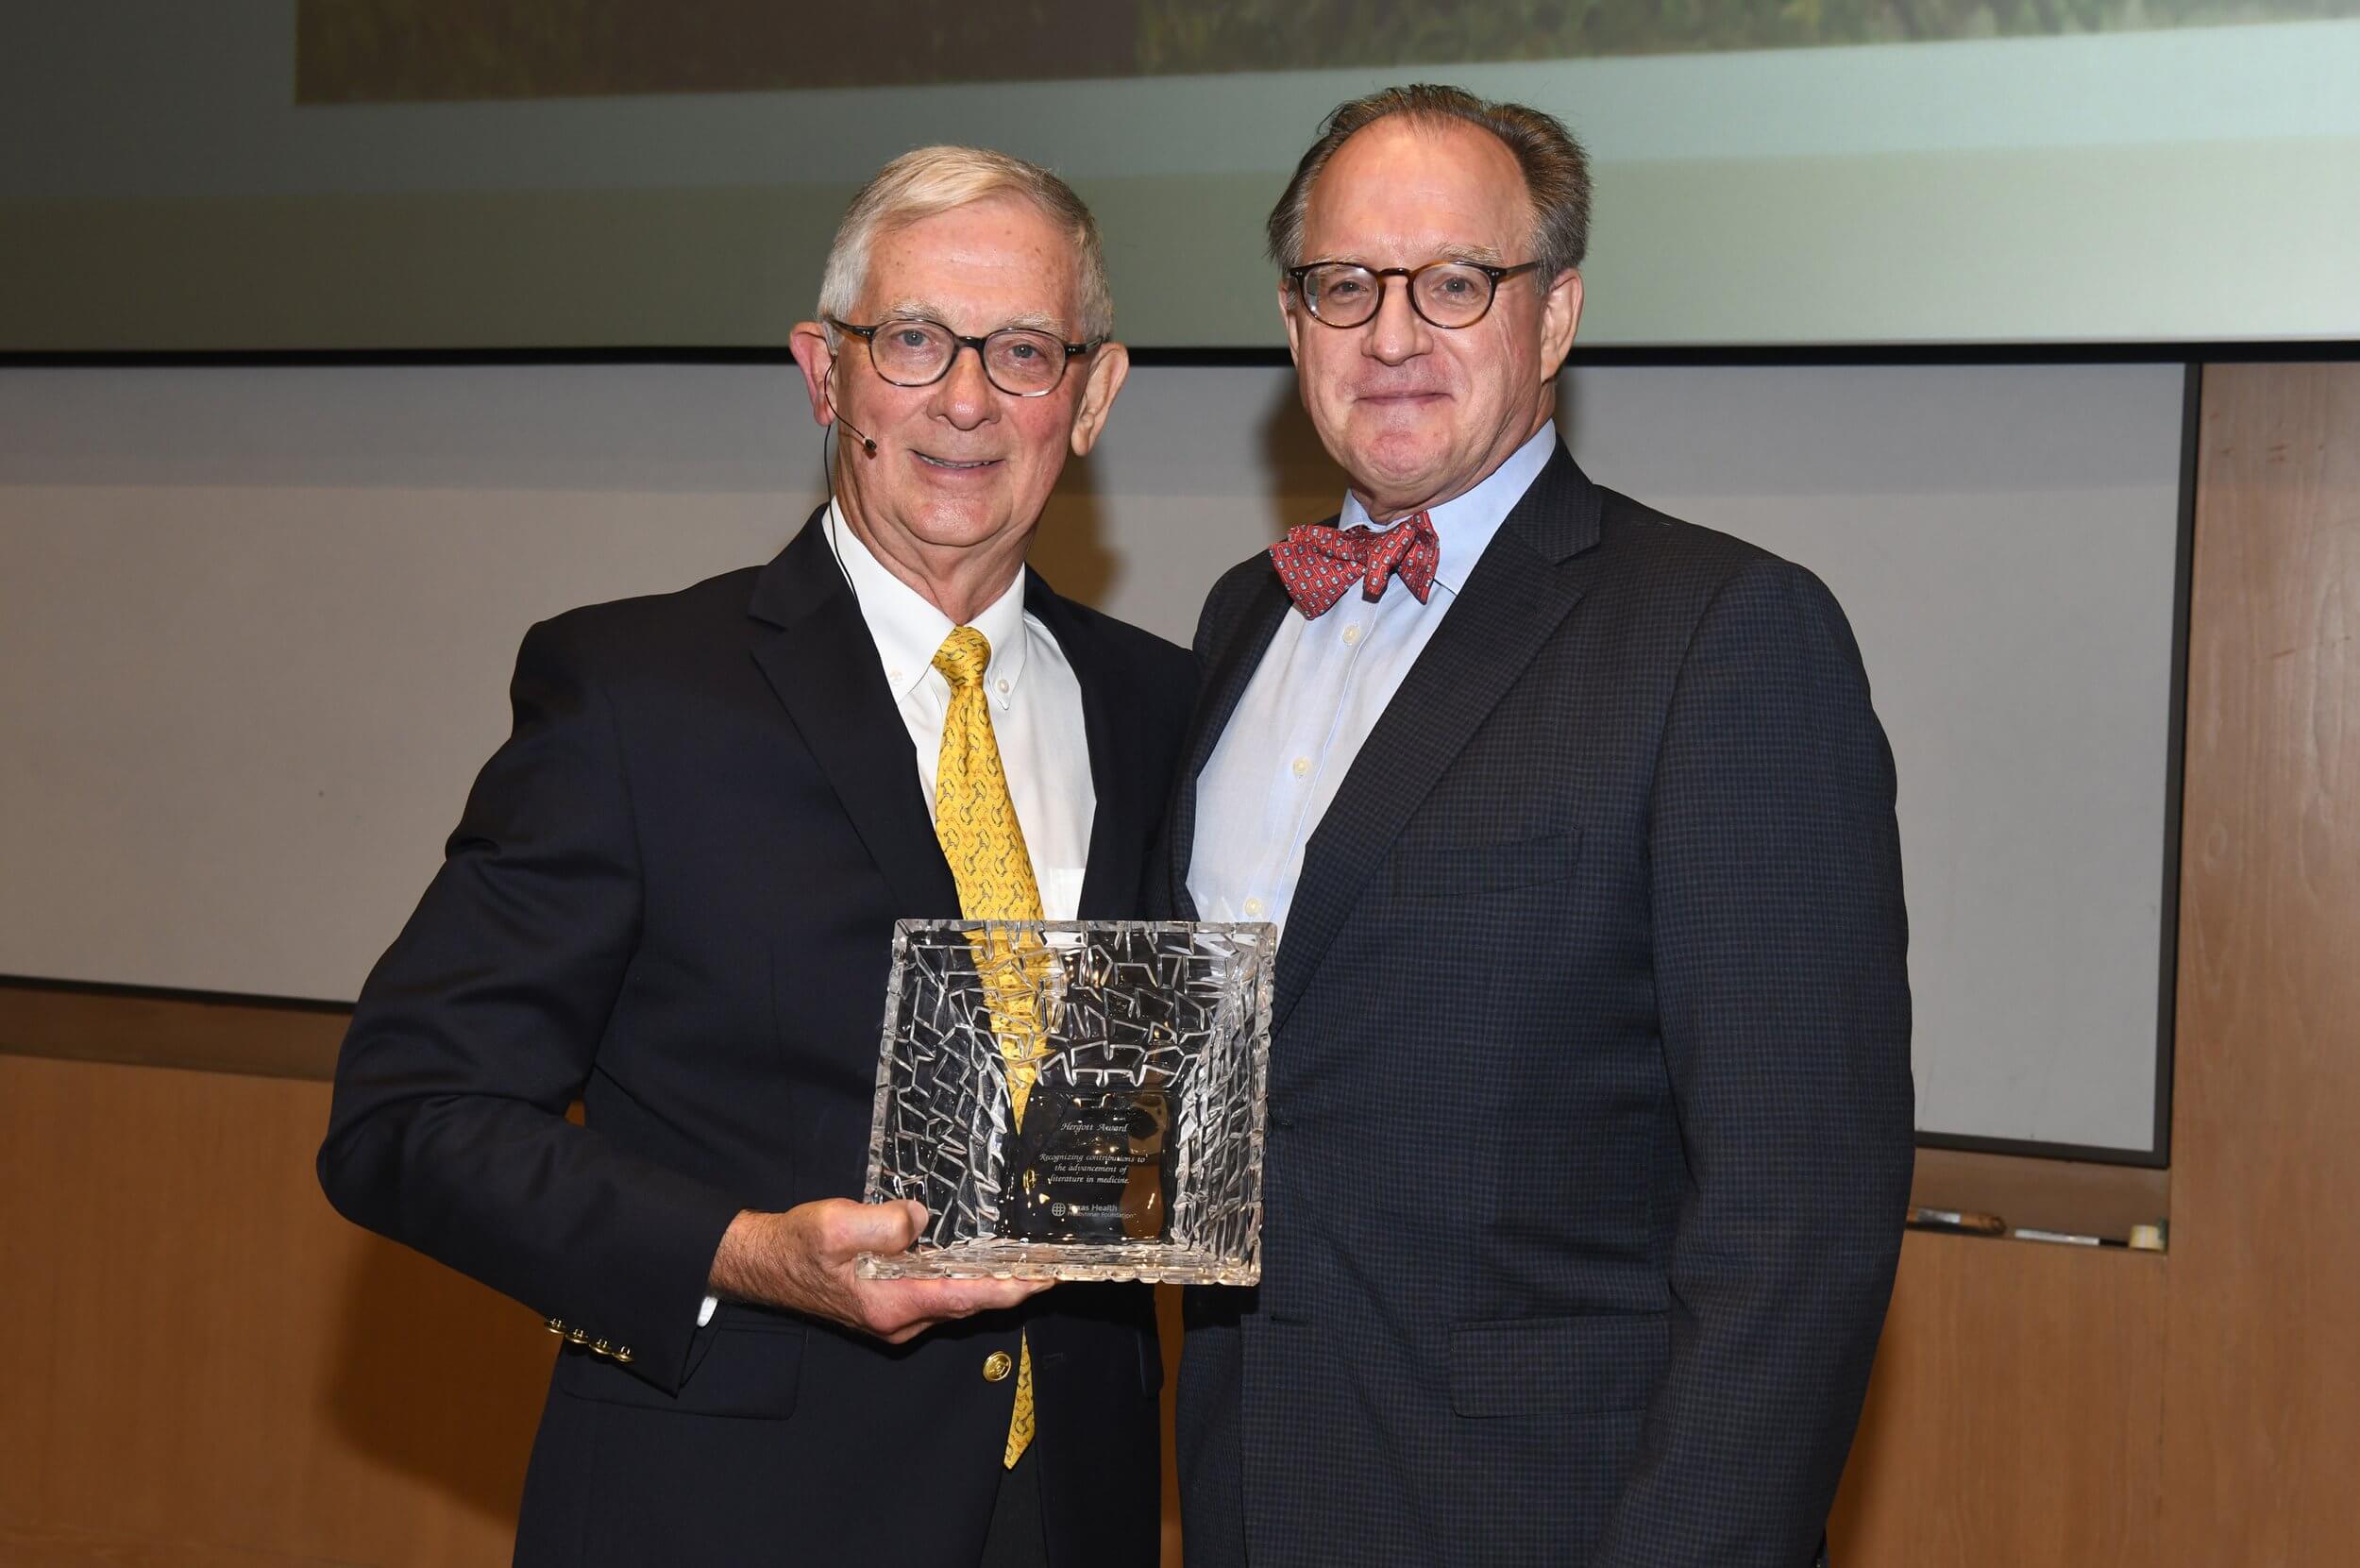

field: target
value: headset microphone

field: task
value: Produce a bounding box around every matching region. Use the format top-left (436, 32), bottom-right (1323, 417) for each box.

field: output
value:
top-left (835, 415), bottom-right (878, 458)
top-left (824, 373), bottom-right (879, 456)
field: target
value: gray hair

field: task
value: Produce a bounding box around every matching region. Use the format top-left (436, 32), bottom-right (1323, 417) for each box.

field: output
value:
top-left (817, 144), bottom-right (1115, 342)
top-left (1266, 85), bottom-right (1592, 280)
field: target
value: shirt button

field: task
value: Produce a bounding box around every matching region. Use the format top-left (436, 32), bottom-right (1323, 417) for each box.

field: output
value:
top-left (1341, 624), bottom-right (1362, 647)
top-left (1290, 757), bottom-right (1311, 779)
top-left (887, 667), bottom-right (904, 684)
top-left (997, 679), bottom-right (1010, 694)
top-left (1243, 897), bottom-right (1265, 918)
top-left (983, 1351), bottom-right (1014, 1382)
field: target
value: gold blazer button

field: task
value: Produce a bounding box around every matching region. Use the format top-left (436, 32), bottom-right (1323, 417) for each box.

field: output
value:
top-left (983, 1351), bottom-right (1014, 1382)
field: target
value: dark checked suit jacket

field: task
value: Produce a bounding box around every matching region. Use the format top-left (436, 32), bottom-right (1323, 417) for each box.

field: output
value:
top-left (1158, 447), bottom-right (1914, 1568)
top-left (319, 510), bottom-right (1192, 1568)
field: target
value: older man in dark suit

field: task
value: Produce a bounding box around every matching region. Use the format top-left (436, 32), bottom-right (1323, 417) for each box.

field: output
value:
top-left (320, 146), bottom-right (1189, 1568)
top-left (1163, 86), bottom-right (1914, 1568)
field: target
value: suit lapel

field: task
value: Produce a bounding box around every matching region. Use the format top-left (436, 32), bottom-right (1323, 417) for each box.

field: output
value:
top-left (747, 510), bottom-right (961, 919)
top-left (1025, 578), bottom-right (1134, 920)
top-left (1166, 564), bottom-right (1293, 919)
top-left (1272, 448), bottom-right (1603, 1029)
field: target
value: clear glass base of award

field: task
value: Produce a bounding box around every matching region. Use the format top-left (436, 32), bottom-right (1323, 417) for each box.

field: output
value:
top-left (858, 919), bottom-right (1273, 1286)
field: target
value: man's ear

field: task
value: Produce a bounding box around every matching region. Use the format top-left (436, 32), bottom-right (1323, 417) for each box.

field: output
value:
top-left (787, 321), bottom-right (838, 429)
top-left (1068, 341), bottom-right (1132, 458)
top-left (1539, 270), bottom-right (1584, 380)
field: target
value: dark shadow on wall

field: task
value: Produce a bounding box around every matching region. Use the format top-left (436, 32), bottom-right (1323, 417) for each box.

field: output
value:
top-left (322, 1234), bottom-right (551, 1534)
top-left (1034, 447), bottom-right (1118, 609)
top-left (1257, 373), bottom-right (1337, 520)
top-left (1824, 1273), bottom-right (1904, 1557)
top-left (1554, 367), bottom-right (1587, 454)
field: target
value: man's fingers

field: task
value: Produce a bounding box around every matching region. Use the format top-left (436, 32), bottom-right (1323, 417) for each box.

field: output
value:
top-left (887, 1277), bottom-right (1041, 1318)
top-left (819, 1197), bottom-right (925, 1256)
top-left (863, 1275), bottom-right (1052, 1336)
top-left (937, 1277), bottom-right (1053, 1314)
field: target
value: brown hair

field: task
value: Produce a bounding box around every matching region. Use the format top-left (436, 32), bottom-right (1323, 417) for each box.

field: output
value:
top-left (1266, 84), bottom-right (1591, 279)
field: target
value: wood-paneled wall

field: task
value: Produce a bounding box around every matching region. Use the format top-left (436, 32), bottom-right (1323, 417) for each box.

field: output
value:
top-left (1831, 1235), bottom-right (2167, 1562)
top-left (1828, 362), bottom-right (2360, 1564)
top-left (2155, 362), bottom-right (2360, 1562)
top-left (3, 362), bottom-right (2354, 1566)
top-left (0, 1054), bottom-right (541, 1566)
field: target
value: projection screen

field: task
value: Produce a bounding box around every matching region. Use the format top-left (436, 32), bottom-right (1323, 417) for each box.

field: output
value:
top-left (2, 1), bottom-right (2355, 352)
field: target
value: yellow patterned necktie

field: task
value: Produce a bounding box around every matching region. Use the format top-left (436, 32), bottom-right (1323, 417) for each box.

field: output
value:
top-left (931, 626), bottom-right (1042, 1470)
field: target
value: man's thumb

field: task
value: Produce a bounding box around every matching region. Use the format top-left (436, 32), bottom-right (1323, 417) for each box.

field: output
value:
top-left (834, 1197), bottom-right (925, 1254)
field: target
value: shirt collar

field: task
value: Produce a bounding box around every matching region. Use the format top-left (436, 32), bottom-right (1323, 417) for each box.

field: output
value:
top-left (1337, 420), bottom-right (1558, 595)
top-left (825, 499), bottom-right (1031, 710)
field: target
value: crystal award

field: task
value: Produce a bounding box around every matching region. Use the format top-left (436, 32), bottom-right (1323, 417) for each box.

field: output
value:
top-left (858, 919), bottom-right (1273, 1285)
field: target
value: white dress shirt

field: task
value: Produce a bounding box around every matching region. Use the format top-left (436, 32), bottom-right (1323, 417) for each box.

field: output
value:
top-left (1188, 422), bottom-right (1558, 936)
top-left (701, 502), bottom-right (1094, 1325)
top-left (822, 501), bottom-right (1094, 917)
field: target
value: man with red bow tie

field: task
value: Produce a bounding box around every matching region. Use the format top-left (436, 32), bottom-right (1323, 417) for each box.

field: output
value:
top-left (1155, 86), bottom-right (1914, 1568)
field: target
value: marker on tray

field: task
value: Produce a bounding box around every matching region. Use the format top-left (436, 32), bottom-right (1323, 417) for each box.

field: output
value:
top-left (2011, 1227), bottom-right (2129, 1248)
top-left (1905, 1206), bottom-right (2007, 1237)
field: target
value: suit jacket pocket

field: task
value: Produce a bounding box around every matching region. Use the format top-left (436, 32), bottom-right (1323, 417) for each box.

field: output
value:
top-left (1387, 829), bottom-right (1583, 900)
top-left (1449, 1310), bottom-right (1668, 1418)
top-left (554, 1305), bottom-right (804, 1421)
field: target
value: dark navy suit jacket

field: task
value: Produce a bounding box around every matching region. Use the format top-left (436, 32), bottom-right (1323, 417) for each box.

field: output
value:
top-left (1160, 448), bottom-right (1913, 1568)
top-left (320, 511), bottom-right (1194, 1566)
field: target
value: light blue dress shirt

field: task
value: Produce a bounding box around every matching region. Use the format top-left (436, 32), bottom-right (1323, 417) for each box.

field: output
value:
top-left (1188, 421), bottom-right (1559, 936)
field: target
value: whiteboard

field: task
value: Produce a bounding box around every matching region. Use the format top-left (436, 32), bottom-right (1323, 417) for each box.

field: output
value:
top-left (0, 360), bottom-right (2184, 1156)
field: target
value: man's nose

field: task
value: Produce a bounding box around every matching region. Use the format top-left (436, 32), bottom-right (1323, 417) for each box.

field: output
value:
top-left (931, 342), bottom-right (997, 427)
top-left (1361, 278), bottom-right (1430, 365)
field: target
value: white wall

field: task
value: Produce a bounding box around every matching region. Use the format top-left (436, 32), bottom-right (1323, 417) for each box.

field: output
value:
top-left (0, 360), bottom-right (2183, 1155)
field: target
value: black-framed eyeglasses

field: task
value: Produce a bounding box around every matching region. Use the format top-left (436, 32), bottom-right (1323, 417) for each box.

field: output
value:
top-left (1285, 260), bottom-right (1545, 329)
top-left (827, 315), bottom-right (1098, 397)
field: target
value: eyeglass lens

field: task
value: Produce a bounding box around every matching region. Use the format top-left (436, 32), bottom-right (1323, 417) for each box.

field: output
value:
top-left (868, 321), bottom-right (1070, 396)
top-left (1301, 263), bottom-right (1500, 329)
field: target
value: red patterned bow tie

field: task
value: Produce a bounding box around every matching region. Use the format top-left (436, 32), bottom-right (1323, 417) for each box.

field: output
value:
top-left (1269, 512), bottom-right (1440, 618)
